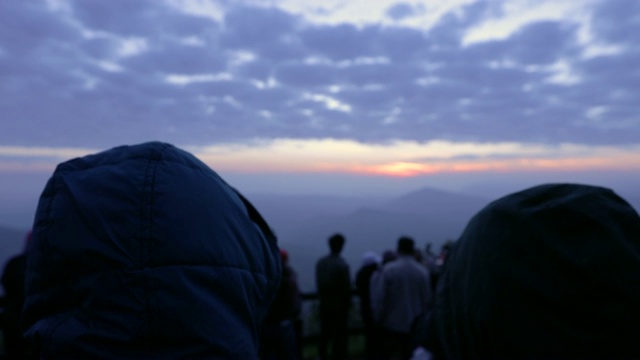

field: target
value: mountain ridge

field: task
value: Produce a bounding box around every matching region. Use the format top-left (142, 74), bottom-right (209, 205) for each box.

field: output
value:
top-left (268, 186), bottom-right (490, 291)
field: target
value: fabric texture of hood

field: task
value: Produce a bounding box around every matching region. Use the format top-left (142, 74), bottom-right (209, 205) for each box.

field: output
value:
top-left (23, 141), bottom-right (282, 359)
top-left (432, 183), bottom-right (640, 359)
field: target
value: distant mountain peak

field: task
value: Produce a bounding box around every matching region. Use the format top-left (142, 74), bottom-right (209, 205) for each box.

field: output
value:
top-left (380, 186), bottom-right (490, 215)
top-left (399, 186), bottom-right (485, 200)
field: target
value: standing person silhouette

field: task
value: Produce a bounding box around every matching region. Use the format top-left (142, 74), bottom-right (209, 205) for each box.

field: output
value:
top-left (356, 251), bottom-right (381, 360)
top-left (22, 142), bottom-right (282, 359)
top-left (315, 233), bottom-right (351, 360)
top-left (373, 237), bottom-right (431, 360)
top-left (261, 249), bottom-right (302, 360)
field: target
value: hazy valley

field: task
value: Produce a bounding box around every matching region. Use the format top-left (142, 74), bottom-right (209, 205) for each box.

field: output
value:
top-left (2, 184), bottom-right (639, 293)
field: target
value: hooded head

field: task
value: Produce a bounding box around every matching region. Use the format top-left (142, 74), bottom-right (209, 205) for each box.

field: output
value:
top-left (23, 142), bottom-right (282, 358)
top-left (361, 251), bottom-right (381, 267)
top-left (432, 183), bottom-right (640, 359)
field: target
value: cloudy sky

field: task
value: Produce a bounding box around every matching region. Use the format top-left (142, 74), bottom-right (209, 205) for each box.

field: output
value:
top-left (0, 0), bottom-right (639, 199)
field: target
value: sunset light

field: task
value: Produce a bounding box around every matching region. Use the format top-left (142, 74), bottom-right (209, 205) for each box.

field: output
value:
top-left (1, 140), bottom-right (638, 177)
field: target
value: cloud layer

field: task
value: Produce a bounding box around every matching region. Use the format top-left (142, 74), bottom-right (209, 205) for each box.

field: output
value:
top-left (0, 0), bottom-right (638, 149)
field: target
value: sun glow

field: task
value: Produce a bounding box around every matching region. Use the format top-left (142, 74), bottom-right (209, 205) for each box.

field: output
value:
top-left (191, 138), bottom-right (640, 177)
top-left (1, 139), bottom-right (638, 177)
top-left (358, 156), bottom-right (634, 177)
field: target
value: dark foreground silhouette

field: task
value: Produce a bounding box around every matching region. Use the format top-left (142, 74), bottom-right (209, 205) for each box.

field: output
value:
top-left (21, 142), bottom-right (282, 358)
top-left (423, 184), bottom-right (640, 359)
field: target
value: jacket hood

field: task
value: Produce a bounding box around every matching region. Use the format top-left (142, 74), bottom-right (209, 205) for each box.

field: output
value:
top-left (24, 141), bottom-right (282, 358)
top-left (432, 183), bottom-right (640, 359)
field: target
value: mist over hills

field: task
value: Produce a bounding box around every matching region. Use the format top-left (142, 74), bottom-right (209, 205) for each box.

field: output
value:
top-left (0, 186), bottom-right (488, 293)
top-left (1, 183), bottom-right (638, 293)
top-left (251, 186), bottom-right (491, 291)
top-left (251, 185), bottom-right (640, 291)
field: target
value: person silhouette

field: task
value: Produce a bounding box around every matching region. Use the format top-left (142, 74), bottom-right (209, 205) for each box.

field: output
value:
top-left (22, 142), bottom-right (282, 358)
top-left (428, 183), bottom-right (640, 359)
top-left (261, 249), bottom-right (302, 360)
top-left (356, 251), bottom-right (381, 360)
top-left (315, 233), bottom-right (351, 360)
top-left (373, 237), bottom-right (431, 360)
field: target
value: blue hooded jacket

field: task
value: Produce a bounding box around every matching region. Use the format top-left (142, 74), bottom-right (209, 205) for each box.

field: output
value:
top-left (23, 142), bottom-right (282, 358)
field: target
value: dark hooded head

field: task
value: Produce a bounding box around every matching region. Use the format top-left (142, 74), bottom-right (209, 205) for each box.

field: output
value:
top-left (432, 183), bottom-right (640, 359)
top-left (23, 142), bottom-right (282, 358)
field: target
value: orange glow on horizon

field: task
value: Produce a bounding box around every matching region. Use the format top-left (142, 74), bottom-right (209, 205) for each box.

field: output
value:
top-left (1, 155), bottom-right (637, 177)
top-left (354, 156), bottom-right (640, 177)
top-left (1, 140), bottom-right (639, 178)
top-left (189, 139), bottom-right (640, 177)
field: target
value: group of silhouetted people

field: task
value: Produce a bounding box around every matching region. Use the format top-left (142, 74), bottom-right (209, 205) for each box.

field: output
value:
top-left (316, 233), bottom-right (449, 360)
top-left (1, 141), bottom-right (640, 360)
top-left (316, 184), bottom-right (640, 360)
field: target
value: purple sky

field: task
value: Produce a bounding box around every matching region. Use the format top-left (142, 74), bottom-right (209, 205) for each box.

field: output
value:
top-left (0, 0), bottom-right (638, 208)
